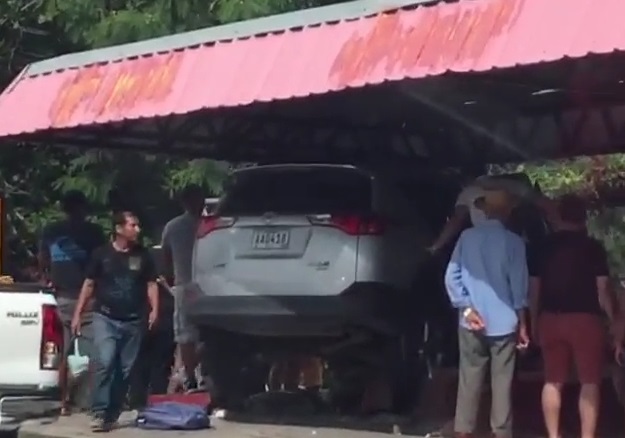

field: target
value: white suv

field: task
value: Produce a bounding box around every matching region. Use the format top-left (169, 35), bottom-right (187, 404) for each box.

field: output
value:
top-left (191, 163), bottom-right (434, 333)
top-left (188, 163), bottom-right (440, 407)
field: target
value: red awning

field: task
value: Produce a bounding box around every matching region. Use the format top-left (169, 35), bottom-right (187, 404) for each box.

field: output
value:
top-left (0, 0), bottom-right (624, 139)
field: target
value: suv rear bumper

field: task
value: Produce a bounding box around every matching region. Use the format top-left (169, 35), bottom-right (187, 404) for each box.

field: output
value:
top-left (186, 282), bottom-right (405, 338)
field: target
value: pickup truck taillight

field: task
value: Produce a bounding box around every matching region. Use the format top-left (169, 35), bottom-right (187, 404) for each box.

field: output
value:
top-left (40, 304), bottom-right (63, 370)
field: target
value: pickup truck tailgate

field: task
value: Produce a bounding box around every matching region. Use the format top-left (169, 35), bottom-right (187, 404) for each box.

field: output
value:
top-left (0, 284), bottom-right (60, 389)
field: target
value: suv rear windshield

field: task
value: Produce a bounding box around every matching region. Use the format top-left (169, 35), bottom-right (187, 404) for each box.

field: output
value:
top-left (219, 166), bottom-right (372, 216)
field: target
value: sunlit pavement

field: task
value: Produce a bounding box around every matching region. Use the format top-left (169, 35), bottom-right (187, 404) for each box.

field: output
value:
top-left (4, 376), bottom-right (624, 438)
top-left (17, 413), bottom-right (406, 438)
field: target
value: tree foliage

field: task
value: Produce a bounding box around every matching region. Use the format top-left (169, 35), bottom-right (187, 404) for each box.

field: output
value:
top-left (39, 0), bottom-right (329, 49)
top-left (510, 155), bottom-right (625, 277)
top-left (0, 0), bottom-right (347, 273)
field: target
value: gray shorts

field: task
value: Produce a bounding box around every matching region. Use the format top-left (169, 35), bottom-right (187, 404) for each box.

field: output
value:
top-left (56, 297), bottom-right (93, 356)
top-left (172, 285), bottom-right (199, 344)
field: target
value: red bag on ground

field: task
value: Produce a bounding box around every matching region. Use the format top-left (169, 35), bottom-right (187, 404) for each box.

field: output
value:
top-left (148, 392), bottom-right (211, 409)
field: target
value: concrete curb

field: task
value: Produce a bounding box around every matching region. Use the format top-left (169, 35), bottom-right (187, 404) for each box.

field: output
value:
top-left (18, 417), bottom-right (94, 438)
top-left (17, 415), bottom-right (139, 438)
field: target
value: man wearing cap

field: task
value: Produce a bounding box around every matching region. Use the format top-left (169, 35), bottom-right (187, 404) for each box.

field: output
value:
top-left (38, 190), bottom-right (106, 415)
top-left (161, 185), bottom-right (205, 390)
top-left (444, 189), bottom-right (529, 438)
top-left (429, 175), bottom-right (551, 254)
top-left (529, 194), bottom-right (617, 438)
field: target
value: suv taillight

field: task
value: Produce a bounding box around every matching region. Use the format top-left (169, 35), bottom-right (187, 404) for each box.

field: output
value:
top-left (196, 216), bottom-right (235, 238)
top-left (308, 214), bottom-right (385, 235)
top-left (40, 304), bottom-right (63, 370)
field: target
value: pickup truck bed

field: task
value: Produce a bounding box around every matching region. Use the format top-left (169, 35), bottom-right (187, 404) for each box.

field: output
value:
top-left (0, 283), bottom-right (61, 423)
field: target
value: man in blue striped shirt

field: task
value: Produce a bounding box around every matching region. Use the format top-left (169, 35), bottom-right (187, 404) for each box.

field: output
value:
top-left (445, 189), bottom-right (529, 438)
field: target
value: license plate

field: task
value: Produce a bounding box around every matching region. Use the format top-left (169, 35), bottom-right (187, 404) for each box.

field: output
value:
top-left (252, 230), bottom-right (290, 250)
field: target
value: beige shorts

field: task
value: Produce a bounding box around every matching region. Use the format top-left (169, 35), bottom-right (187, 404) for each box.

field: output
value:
top-left (172, 285), bottom-right (199, 344)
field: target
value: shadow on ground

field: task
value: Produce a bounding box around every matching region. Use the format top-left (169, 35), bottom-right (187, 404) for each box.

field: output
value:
top-left (223, 391), bottom-right (442, 436)
top-left (223, 379), bottom-right (624, 438)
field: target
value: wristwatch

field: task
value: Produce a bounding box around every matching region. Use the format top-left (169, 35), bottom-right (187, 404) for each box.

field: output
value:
top-left (462, 307), bottom-right (473, 318)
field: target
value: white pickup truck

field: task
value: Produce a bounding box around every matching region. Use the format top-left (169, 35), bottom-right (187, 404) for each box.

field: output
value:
top-left (0, 282), bottom-right (61, 423)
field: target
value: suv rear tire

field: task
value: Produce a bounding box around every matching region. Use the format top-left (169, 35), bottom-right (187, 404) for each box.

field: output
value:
top-left (200, 329), bottom-right (268, 409)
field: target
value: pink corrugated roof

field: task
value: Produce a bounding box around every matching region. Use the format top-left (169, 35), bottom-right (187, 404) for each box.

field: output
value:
top-left (0, 0), bottom-right (624, 138)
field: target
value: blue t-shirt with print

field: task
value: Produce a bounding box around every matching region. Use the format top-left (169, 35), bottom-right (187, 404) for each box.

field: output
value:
top-left (40, 220), bottom-right (106, 298)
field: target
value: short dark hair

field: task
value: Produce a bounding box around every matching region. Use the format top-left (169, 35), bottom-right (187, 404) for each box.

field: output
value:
top-left (112, 210), bottom-right (137, 229)
top-left (557, 194), bottom-right (587, 224)
top-left (61, 190), bottom-right (87, 213)
top-left (179, 184), bottom-right (203, 203)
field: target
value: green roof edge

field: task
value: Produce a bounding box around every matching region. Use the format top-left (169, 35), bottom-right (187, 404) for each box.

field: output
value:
top-left (26, 0), bottom-right (430, 77)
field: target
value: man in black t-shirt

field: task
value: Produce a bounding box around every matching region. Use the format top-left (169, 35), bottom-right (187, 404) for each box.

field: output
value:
top-left (38, 190), bottom-right (106, 414)
top-left (71, 211), bottom-right (159, 432)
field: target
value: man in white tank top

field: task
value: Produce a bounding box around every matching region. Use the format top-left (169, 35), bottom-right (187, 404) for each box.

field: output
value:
top-left (161, 185), bottom-right (204, 389)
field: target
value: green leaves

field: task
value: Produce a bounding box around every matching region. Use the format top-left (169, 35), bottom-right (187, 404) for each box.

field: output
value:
top-left (35, 0), bottom-right (338, 50)
top-left (165, 159), bottom-right (228, 196)
top-left (214, 0), bottom-right (300, 23)
top-left (507, 155), bottom-right (625, 277)
top-left (0, 0), bottom-right (347, 268)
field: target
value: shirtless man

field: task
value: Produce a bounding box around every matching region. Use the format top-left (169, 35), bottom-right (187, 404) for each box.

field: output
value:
top-left (428, 175), bottom-right (550, 254)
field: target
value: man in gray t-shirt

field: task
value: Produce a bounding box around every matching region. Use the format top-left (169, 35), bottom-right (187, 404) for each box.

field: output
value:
top-left (162, 185), bottom-right (205, 390)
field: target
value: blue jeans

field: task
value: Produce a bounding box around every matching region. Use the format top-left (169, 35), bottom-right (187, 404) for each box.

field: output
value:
top-left (127, 319), bottom-right (175, 409)
top-left (91, 312), bottom-right (145, 422)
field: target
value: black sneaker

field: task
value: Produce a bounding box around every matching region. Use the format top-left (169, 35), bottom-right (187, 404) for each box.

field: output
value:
top-left (184, 375), bottom-right (199, 393)
top-left (89, 416), bottom-right (112, 432)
